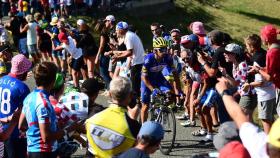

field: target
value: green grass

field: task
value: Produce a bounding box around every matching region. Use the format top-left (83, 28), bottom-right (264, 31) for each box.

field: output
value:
top-left (67, 0), bottom-right (280, 49)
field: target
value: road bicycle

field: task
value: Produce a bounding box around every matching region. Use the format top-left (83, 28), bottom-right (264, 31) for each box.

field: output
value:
top-left (148, 93), bottom-right (177, 155)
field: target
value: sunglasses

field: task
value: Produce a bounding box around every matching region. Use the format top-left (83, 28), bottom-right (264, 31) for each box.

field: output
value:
top-left (155, 48), bottom-right (168, 53)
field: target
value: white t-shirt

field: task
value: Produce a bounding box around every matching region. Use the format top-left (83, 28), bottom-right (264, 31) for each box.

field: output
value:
top-left (27, 22), bottom-right (38, 45)
top-left (239, 122), bottom-right (268, 158)
top-left (124, 31), bottom-right (144, 66)
top-left (62, 36), bottom-right (83, 59)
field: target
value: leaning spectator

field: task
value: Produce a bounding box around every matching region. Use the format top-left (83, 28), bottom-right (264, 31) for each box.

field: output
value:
top-left (117, 121), bottom-right (164, 158)
top-left (111, 21), bottom-right (145, 119)
top-left (86, 77), bottom-right (141, 158)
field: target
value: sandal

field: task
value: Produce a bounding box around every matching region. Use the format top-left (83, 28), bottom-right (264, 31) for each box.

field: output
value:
top-left (192, 128), bottom-right (207, 136)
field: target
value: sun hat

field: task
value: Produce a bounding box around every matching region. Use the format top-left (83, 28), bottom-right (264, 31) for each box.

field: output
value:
top-left (225, 43), bottom-right (243, 55)
top-left (181, 34), bottom-right (199, 44)
top-left (213, 121), bottom-right (241, 151)
top-left (189, 21), bottom-right (206, 35)
top-left (58, 32), bottom-right (68, 43)
top-left (81, 78), bottom-right (104, 95)
top-left (76, 19), bottom-right (85, 26)
top-left (116, 21), bottom-right (128, 30)
top-left (268, 118), bottom-right (280, 148)
top-left (50, 17), bottom-right (59, 26)
top-left (260, 24), bottom-right (278, 43)
top-left (138, 121), bottom-right (164, 141)
top-left (104, 15), bottom-right (115, 22)
top-left (219, 141), bottom-right (250, 158)
top-left (53, 73), bottom-right (64, 90)
top-left (10, 54), bottom-right (32, 75)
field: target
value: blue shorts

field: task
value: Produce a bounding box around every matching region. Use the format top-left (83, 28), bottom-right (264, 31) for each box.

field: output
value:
top-left (199, 88), bottom-right (219, 107)
top-left (141, 75), bottom-right (172, 104)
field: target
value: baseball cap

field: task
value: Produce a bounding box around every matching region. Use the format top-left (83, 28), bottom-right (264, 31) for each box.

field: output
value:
top-left (225, 43), bottom-right (243, 55)
top-left (104, 15), bottom-right (115, 22)
top-left (116, 21), bottom-right (128, 30)
top-left (77, 19), bottom-right (85, 26)
top-left (170, 28), bottom-right (181, 34)
top-left (81, 78), bottom-right (104, 95)
top-left (219, 141), bottom-right (250, 158)
top-left (268, 118), bottom-right (280, 148)
top-left (260, 24), bottom-right (278, 43)
top-left (189, 21), bottom-right (206, 35)
top-left (50, 17), bottom-right (59, 26)
top-left (181, 34), bottom-right (199, 44)
top-left (58, 32), bottom-right (68, 43)
top-left (53, 73), bottom-right (64, 90)
top-left (138, 121), bottom-right (164, 141)
top-left (10, 54), bottom-right (32, 75)
top-left (213, 121), bottom-right (240, 151)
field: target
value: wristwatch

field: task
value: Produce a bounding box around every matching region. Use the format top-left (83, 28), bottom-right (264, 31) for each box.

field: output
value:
top-left (219, 89), bottom-right (231, 97)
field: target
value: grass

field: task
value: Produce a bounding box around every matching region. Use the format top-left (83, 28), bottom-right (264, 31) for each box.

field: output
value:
top-left (67, 0), bottom-right (280, 49)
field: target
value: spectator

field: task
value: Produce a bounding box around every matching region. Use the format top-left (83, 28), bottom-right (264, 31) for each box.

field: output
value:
top-left (111, 21), bottom-right (145, 119)
top-left (0, 54), bottom-right (31, 158)
top-left (0, 24), bottom-right (8, 46)
top-left (222, 43), bottom-right (257, 121)
top-left (4, 12), bottom-right (21, 49)
top-left (77, 22), bottom-right (98, 78)
top-left (250, 24), bottom-right (280, 117)
top-left (86, 77), bottom-right (141, 157)
top-left (244, 34), bottom-right (276, 134)
top-left (117, 121), bottom-right (164, 158)
top-left (215, 77), bottom-right (280, 158)
top-left (19, 62), bottom-right (77, 158)
top-left (20, 14), bottom-right (40, 64)
top-left (219, 141), bottom-right (251, 158)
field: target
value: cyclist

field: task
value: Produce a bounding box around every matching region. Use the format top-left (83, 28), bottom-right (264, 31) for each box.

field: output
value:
top-left (141, 37), bottom-right (182, 123)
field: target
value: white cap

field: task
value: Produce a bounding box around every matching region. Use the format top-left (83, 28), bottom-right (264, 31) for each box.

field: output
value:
top-left (77, 19), bottom-right (85, 26)
top-left (105, 15), bottom-right (115, 22)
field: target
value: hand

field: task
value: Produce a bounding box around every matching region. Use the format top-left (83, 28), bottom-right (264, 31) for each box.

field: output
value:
top-left (111, 55), bottom-right (119, 64)
top-left (10, 108), bottom-right (22, 123)
top-left (215, 77), bottom-right (231, 94)
top-left (152, 88), bottom-right (162, 97)
top-left (193, 98), bottom-right (200, 106)
top-left (104, 51), bottom-right (112, 57)
top-left (248, 65), bottom-right (260, 74)
top-left (242, 83), bottom-right (250, 92)
top-left (197, 53), bottom-right (206, 65)
top-left (218, 66), bottom-right (227, 76)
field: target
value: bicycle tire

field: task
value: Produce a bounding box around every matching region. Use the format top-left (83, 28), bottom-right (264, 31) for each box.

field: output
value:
top-left (157, 108), bottom-right (176, 155)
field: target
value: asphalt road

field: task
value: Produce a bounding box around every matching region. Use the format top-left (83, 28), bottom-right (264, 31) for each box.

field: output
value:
top-left (24, 77), bottom-right (216, 158)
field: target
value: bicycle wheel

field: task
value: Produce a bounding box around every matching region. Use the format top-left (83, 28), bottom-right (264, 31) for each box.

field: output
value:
top-left (158, 107), bottom-right (176, 155)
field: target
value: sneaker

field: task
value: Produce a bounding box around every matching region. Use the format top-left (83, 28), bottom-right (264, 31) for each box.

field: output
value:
top-left (191, 128), bottom-right (207, 136)
top-left (176, 113), bottom-right (189, 120)
top-left (200, 133), bottom-right (214, 143)
top-left (180, 120), bottom-right (196, 127)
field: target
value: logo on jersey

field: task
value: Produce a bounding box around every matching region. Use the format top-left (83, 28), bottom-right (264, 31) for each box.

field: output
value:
top-left (90, 124), bottom-right (125, 150)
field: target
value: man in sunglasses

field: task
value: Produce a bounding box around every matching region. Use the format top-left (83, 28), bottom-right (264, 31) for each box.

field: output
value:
top-left (140, 37), bottom-right (182, 123)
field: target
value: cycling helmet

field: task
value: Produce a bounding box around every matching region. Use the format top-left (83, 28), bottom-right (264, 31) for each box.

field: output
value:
top-left (153, 37), bottom-right (168, 48)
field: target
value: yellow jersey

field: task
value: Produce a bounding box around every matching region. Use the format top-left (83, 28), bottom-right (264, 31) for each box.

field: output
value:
top-left (86, 104), bottom-right (139, 158)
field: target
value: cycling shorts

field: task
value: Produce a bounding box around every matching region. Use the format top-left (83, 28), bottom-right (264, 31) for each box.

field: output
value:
top-left (141, 75), bottom-right (172, 104)
top-left (199, 88), bottom-right (219, 107)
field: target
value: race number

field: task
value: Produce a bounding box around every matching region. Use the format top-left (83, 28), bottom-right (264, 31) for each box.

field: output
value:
top-left (0, 88), bottom-right (11, 115)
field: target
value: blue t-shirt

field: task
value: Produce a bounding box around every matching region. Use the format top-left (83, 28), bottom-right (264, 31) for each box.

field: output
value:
top-left (142, 53), bottom-right (175, 81)
top-left (0, 75), bottom-right (30, 138)
top-left (22, 89), bottom-right (58, 152)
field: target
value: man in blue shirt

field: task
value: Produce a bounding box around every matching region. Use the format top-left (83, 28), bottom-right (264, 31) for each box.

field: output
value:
top-left (0, 54), bottom-right (32, 158)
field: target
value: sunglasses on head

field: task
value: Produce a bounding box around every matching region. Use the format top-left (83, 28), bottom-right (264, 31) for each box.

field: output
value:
top-left (155, 47), bottom-right (168, 53)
